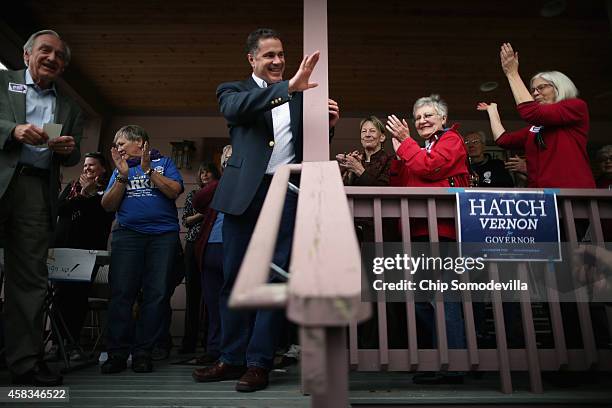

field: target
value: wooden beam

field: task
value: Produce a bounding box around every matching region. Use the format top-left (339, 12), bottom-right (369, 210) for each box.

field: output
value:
top-left (302, 0), bottom-right (329, 161)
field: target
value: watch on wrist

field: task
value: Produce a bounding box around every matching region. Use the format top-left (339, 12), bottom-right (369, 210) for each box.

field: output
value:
top-left (116, 175), bottom-right (129, 184)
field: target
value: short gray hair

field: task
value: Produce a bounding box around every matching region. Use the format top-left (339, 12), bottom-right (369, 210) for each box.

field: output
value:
top-left (464, 130), bottom-right (486, 144)
top-left (113, 125), bottom-right (149, 144)
top-left (23, 29), bottom-right (71, 66)
top-left (413, 94), bottom-right (448, 119)
top-left (530, 71), bottom-right (578, 102)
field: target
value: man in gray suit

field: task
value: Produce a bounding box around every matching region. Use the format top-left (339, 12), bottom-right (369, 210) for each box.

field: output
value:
top-left (0, 29), bottom-right (83, 386)
top-left (192, 28), bottom-right (339, 392)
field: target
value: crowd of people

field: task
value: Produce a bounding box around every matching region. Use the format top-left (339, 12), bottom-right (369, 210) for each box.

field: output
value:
top-left (0, 28), bottom-right (609, 393)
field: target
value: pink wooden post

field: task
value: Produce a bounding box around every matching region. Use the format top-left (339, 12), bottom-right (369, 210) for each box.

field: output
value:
top-left (303, 0), bottom-right (330, 162)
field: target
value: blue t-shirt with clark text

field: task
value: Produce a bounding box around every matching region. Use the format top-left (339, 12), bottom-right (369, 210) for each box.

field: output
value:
top-left (106, 156), bottom-right (184, 234)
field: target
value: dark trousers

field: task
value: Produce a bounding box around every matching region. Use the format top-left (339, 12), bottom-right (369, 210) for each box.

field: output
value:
top-left (107, 228), bottom-right (177, 357)
top-left (55, 281), bottom-right (91, 345)
top-left (219, 178), bottom-right (297, 369)
top-left (0, 174), bottom-right (50, 375)
top-left (156, 238), bottom-right (184, 350)
top-left (181, 241), bottom-right (202, 350)
top-left (201, 242), bottom-right (223, 357)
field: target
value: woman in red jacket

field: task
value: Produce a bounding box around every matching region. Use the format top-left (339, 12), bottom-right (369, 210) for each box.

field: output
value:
top-left (386, 94), bottom-right (470, 240)
top-left (386, 94), bottom-right (468, 384)
top-left (478, 43), bottom-right (595, 189)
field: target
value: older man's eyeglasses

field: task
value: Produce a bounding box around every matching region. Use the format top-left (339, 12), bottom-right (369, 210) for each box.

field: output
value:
top-left (530, 83), bottom-right (553, 94)
top-left (600, 155), bottom-right (612, 163)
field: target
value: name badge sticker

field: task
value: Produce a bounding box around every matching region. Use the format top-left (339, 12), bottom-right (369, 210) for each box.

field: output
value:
top-left (529, 125), bottom-right (543, 134)
top-left (8, 83), bottom-right (27, 94)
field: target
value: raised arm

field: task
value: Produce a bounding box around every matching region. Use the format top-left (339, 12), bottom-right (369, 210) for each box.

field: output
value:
top-left (217, 81), bottom-right (292, 125)
top-left (218, 51), bottom-right (322, 126)
top-left (476, 102), bottom-right (506, 141)
top-left (500, 43), bottom-right (533, 106)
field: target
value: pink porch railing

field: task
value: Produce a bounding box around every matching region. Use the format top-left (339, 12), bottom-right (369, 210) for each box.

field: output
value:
top-left (346, 186), bottom-right (612, 395)
top-left (230, 161), bottom-right (612, 406)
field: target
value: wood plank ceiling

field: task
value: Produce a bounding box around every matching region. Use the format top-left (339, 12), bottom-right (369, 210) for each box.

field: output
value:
top-left (4, 0), bottom-right (612, 121)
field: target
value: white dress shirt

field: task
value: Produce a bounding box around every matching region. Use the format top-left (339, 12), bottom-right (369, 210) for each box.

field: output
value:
top-left (251, 73), bottom-right (295, 174)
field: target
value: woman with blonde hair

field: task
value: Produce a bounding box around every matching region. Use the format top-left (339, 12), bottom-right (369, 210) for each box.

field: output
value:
top-left (337, 115), bottom-right (394, 186)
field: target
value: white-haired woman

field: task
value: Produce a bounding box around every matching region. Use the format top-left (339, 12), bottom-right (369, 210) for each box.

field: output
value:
top-left (386, 95), bottom-right (468, 384)
top-left (478, 43), bottom-right (595, 188)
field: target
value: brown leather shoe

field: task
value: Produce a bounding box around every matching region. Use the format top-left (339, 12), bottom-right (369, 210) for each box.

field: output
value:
top-left (192, 361), bottom-right (246, 382)
top-left (235, 366), bottom-right (269, 392)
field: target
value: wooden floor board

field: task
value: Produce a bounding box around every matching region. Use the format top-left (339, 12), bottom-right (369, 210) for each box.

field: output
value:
top-left (2, 357), bottom-right (612, 407)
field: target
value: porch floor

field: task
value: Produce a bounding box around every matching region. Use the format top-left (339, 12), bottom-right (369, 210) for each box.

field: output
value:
top-left (1, 353), bottom-right (611, 407)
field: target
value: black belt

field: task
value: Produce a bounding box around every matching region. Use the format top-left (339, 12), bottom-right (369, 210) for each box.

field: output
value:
top-left (16, 164), bottom-right (50, 178)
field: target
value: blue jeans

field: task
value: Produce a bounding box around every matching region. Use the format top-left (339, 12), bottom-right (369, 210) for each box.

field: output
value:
top-left (415, 302), bottom-right (466, 349)
top-left (107, 227), bottom-right (178, 357)
top-left (219, 177), bottom-right (298, 369)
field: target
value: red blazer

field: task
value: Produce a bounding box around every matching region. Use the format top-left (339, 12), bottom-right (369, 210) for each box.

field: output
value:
top-left (496, 99), bottom-right (595, 188)
top-left (389, 125), bottom-right (470, 239)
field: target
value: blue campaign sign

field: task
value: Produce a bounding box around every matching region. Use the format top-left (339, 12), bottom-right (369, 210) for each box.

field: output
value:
top-left (456, 190), bottom-right (561, 261)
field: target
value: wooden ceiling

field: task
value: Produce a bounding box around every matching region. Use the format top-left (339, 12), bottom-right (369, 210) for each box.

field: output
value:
top-left (4, 0), bottom-right (612, 121)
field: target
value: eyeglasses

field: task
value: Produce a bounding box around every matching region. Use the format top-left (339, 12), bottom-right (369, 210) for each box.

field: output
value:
top-left (600, 155), bottom-right (612, 163)
top-left (413, 112), bottom-right (439, 122)
top-left (464, 140), bottom-right (482, 145)
top-left (530, 83), bottom-right (553, 94)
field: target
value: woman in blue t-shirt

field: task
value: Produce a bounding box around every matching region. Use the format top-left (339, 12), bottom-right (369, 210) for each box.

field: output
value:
top-left (100, 125), bottom-right (184, 374)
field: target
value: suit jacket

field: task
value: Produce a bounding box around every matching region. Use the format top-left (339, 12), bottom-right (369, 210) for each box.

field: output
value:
top-left (0, 69), bottom-right (84, 228)
top-left (211, 77), bottom-right (303, 216)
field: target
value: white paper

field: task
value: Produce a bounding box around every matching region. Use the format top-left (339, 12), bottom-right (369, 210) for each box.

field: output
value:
top-left (0, 248), bottom-right (100, 282)
top-left (47, 248), bottom-right (97, 282)
top-left (42, 123), bottom-right (63, 148)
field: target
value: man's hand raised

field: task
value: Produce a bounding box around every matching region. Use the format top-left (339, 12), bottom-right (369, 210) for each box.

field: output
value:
top-left (288, 51), bottom-right (320, 94)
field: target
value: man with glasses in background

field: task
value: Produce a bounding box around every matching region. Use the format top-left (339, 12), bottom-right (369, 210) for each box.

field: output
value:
top-left (464, 131), bottom-right (514, 188)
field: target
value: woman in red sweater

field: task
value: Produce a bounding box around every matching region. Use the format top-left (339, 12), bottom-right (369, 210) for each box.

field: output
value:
top-left (478, 43), bottom-right (595, 188)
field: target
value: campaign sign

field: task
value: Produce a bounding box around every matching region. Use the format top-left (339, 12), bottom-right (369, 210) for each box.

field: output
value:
top-left (47, 248), bottom-right (97, 282)
top-left (456, 190), bottom-right (561, 261)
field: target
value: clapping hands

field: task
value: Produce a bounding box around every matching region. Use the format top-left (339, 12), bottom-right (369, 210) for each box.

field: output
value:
top-left (385, 115), bottom-right (411, 143)
top-left (336, 151), bottom-right (365, 176)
